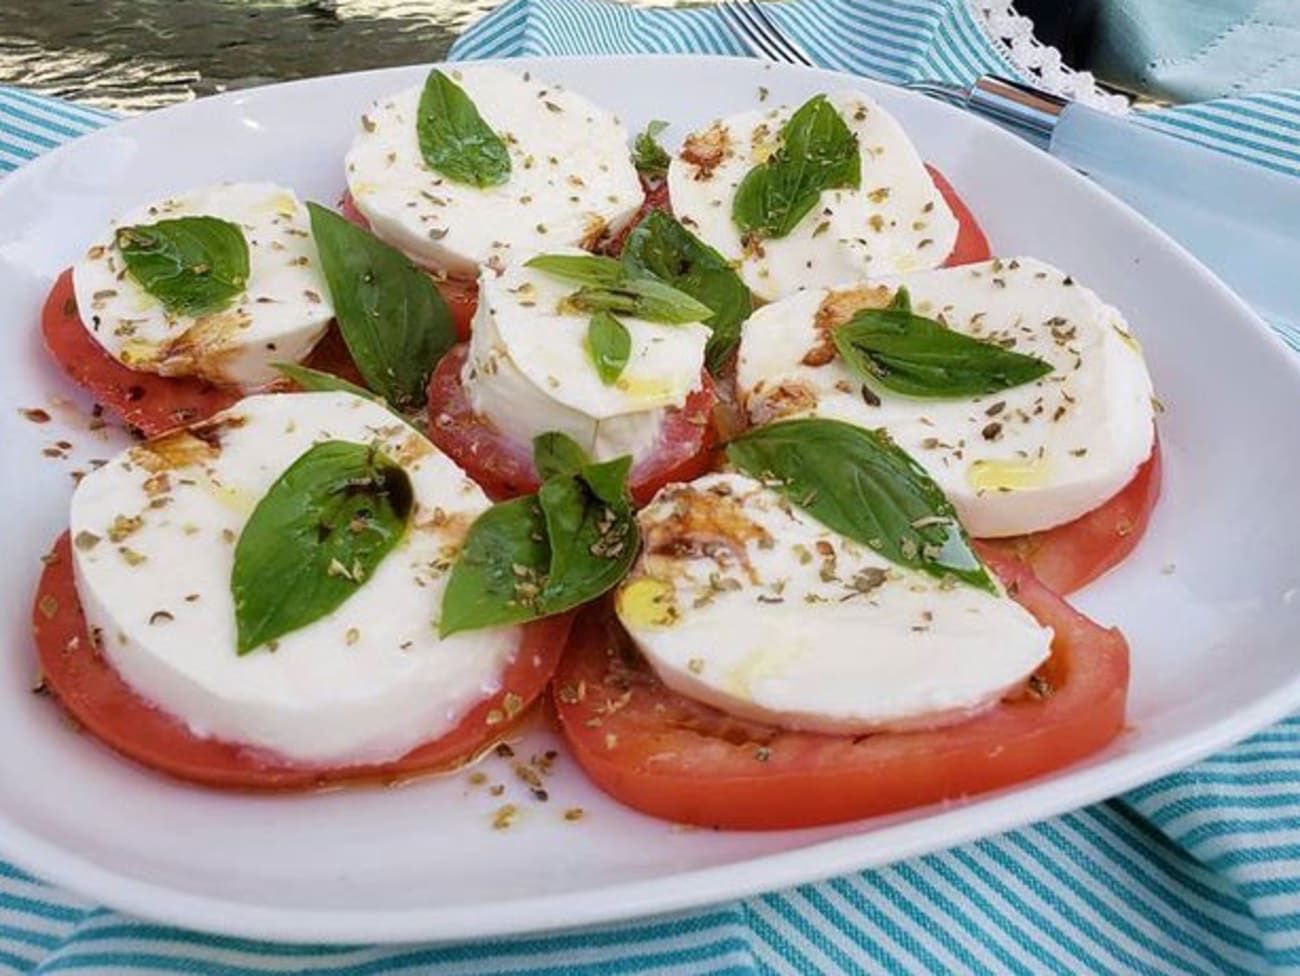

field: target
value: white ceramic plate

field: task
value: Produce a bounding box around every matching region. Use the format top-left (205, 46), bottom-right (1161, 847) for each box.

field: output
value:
top-left (2, 55), bottom-right (1299, 945)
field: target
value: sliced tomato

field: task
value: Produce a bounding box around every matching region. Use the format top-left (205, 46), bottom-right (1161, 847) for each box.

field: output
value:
top-left (41, 270), bottom-right (369, 436)
top-left (339, 191), bottom-right (476, 341)
top-left (981, 440), bottom-right (1162, 595)
top-left (427, 343), bottom-right (718, 506)
top-left (927, 164), bottom-right (992, 268)
top-left (32, 533), bottom-right (572, 791)
top-left (41, 270), bottom-right (241, 435)
top-left (552, 547), bottom-right (1128, 829)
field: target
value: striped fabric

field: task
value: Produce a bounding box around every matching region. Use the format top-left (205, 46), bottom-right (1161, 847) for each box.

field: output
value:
top-left (1, 0), bottom-right (1299, 972)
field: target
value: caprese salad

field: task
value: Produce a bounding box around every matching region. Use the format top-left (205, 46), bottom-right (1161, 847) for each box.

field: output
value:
top-left (30, 63), bottom-right (1159, 830)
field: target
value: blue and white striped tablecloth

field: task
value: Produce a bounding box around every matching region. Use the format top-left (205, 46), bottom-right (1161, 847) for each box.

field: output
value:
top-left (2, 1), bottom-right (1300, 972)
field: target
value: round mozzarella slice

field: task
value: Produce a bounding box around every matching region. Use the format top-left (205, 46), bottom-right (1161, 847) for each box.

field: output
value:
top-left (462, 253), bottom-right (711, 462)
top-left (345, 65), bottom-right (644, 276)
top-left (736, 257), bottom-right (1157, 537)
top-left (72, 182), bottom-right (334, 389)
top-left (69, 391), bottom-right (519, 766)
top-left (668, 92), bottom-right (959, 303)
top-left (617, 473), bottom-right (1052, 734)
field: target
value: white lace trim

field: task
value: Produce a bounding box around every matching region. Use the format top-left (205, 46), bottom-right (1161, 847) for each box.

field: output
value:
top-left (968, 1), bottom-right (1131, 114)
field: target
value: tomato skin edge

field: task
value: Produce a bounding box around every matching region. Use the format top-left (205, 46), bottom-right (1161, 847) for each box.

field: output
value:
top-left (552, 548), bottom-right (1128, 830)
top-left (31, 532), bottom-right (572, 791)
top-left (981, 439), bottom-right (1162, 594)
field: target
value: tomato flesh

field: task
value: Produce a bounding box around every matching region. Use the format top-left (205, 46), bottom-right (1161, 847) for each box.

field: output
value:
top-left (552, 547), bottom-right (1128, 829)
top-left (927, 164), bottom-right (992, 268)
top-left (339, 192), bottom-right (476, 342)
top-left (32, 533), bottom-right (572, 791)
top-left (427, 343), bottom-right (718, 507)
top-left (981, 440), bottom-right (1162, 594)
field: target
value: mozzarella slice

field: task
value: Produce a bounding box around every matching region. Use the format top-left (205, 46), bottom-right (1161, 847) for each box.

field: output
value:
top-left (72, 182), bottom-right (334, 389)
top-left (69, 391), bottom-right (520, 766)
top-left (461, 252), bottom-right (711, 462)
top-left (346, 65), bottom-right (644, 276)
top-left (617, 473), bottom-right (1051, 733)
top-left (668, 92), bottom-right (959, 303)
top-left (736, 258), bottom-right (1156, 538)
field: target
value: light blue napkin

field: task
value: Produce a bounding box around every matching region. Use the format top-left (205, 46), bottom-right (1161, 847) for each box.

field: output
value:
top-left (2, 1), bottom-right (1299, 972)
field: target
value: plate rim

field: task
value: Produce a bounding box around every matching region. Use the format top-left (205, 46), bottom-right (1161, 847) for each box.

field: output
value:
top-left (3, 52), bottom-right (1299, 944)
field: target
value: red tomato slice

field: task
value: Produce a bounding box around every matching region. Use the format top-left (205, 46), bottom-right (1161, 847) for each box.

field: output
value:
top-left (427, 344), bottom-right (718, 507)
top-left (927, 164), bottom-right (992, 268)
top-left (41, 270), bottom-right (370, 437)
top-left (980, 440), bottom-right (1162, 595)
top-left (41, 270), bottom-right (242, 435)
top-left (552, 547), bottom-right (1128, 829)
top-left (339, 192), bottom-right (476, 342)
top-left (32, 532), bottom-right (572, 791)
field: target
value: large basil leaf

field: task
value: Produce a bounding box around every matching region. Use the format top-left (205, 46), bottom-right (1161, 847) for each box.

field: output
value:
top-left (632, 120), bottom-right (671, 178)
top-left (232, 441), bottom-right (414, 655)
top-left (526, 252), bottom-right (713, 324)
top-left (307, 203), bottom-right (454, 411)
top-left (732, 94), bottom-right (860, 240)
top-left (726, 419), bottom-right (994, 592)
top-left (621, 210), bottom-right (752, 372)
top-left (832, 305), bottom-right (1053, 398)
top-left (115, 216), bottom-right (249, 316)
top-left (439, 450), bottom-right (639, 635)
top-left (587, 310), bottom-right (632, 385)
top-left (416, 69), bottom-right (511, 188)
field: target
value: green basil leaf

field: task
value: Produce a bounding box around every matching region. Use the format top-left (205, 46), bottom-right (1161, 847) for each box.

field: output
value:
top-left (567, 278), bottom-right (713, 324)
top-left (726, 419), bottom-right (994, 592)
top-left (890, 286), bottom-right (912, 312)
top-left (307, 203), bottom-right (454, 411)
top-left (832, 307), bottom-right (1054, 399)
top-left (416, 69), bottom-right (511, 188)
top-left (528, 250), bottom-right (714, 324)
top-left (533, 431), bottom-right (590, 480)
top-left (273, 362), bottom-right (376, 401)
top-left (732, 94), bottom-right (860, 240)
top-left (438, 495), bottom-right (551, 637)
top-left (524, 253), bottom-right (623, 286)
top-left (621, 210), bottom-right (752, 372)
top-left (632, 119), bottom-right (671, 178)
top-left (537, 457), bottom-right (637, 611)
top-left (115, 216), bottom-right (249, 317)
top-left (439, 456), bottom-right (638, 636)
top-left (587, 310), bottom-right (632, 385)
top-left (232, 440), bottom-right (414, 655)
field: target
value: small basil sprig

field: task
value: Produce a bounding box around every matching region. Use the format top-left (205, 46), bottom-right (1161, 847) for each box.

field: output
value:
top-left (232, 440), bottom-right (414, 655)
top-left (832, 291), bottom-right (1054, 398)
top-left (526, 253), bottom-right (712, 324)
top-left (621, 210), bottom-right (752, 373)
top-left (439, 435), bottom-right (638, 636)
top-left (632, 120), bottom-right (671, 178)
top-left (732, 94), bottom-right (860, 241)
top-left (417, 69), bottom-right (511, 188)
top-left (115, 216), bottom-right (250, 316)
top-left (587, 310), bottom-right (632, 385)
top-left (727, 419), bottom-right (994, 592)
top-left (308, 203), bottom-right (454, 411)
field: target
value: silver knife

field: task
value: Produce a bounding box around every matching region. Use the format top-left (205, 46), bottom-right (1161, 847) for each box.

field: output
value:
top-left (910, 76), bottom-right (1300, 329)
